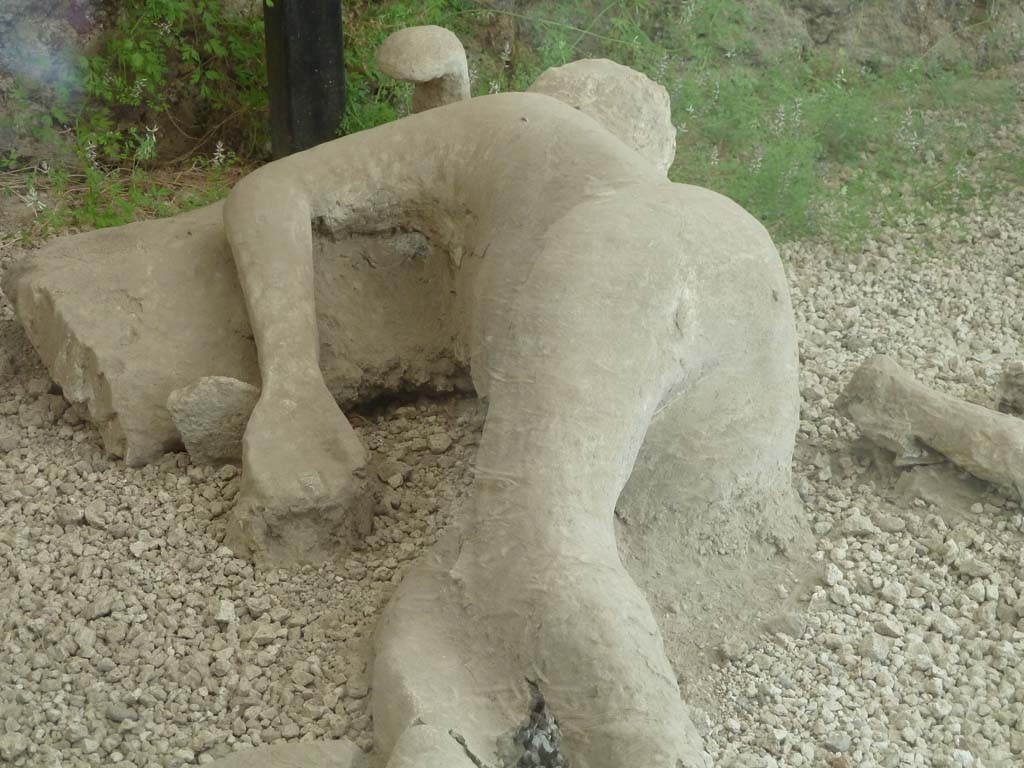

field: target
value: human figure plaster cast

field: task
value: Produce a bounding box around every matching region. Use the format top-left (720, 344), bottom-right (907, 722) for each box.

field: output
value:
top-left (213, 29), bottom-right (799, 768)
top-left (5, 26), bottom-right (809, 768)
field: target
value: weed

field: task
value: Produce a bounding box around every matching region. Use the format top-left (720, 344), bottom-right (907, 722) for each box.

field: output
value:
top-left (80, 0), bottom-right (269, 159)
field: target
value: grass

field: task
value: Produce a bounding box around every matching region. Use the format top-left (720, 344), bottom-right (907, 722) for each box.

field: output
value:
top-left (2, 0), bottom-right (1021, 248)
top-left (1, 162), bottom-right (247, 245)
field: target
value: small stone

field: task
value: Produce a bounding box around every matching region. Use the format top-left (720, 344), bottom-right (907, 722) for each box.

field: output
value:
top-left (281, 722), bottom-right (300, 738)
top-left (167, 376), bottom-right (259, 465)
top-left (880, 581), bottom-right (907, 606)
top-left (346, 682), bottom-right (369, 699)
top-left (212, 599), bottom-right (237, 626)
top-left (823, 733), bottom-right (851, 754)
top-left (245, 595), bottom-right (272, 618)
top-left (35, 393), bottom-right (68, 423)
top-left (859, 633), bottom-right (891, 661)
top-left (874, 514), bottom-right (906, 532)
top-left (386, 473), bottom-right (404, 489)
top-left (57, 505), bottom-right (85, 526)
top-left (824, 563), bottom-right (843, 586)
top-left (874, 617), bottom-right (905, 638)
top-left (955, 556), bottom-right (994, 579)
top-left (74, 626), bottom-right (97, 657)
top-left (930, 612), bottom-right (959, 638)
top-left (87, 595), bottom-right (115, 621)
top-left (252, 623), bottom-right (278, 646)
top-left (129, 540), bottom-right (151, 558)
top-left (843, 511), bottom-right (881, 536)
top-left (105, 703), bottom-right (137, 723)
top-left (830, 585), bottom-right (852, 606)
top-left (427, 433), bottom-right (453, 454)
top-left (84, 499), bottom-right (108, 527)
top-left (719, 638), bottom-right (747, 661)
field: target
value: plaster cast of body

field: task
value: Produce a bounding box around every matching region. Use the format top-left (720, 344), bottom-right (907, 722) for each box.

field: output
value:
top-left (218, 37), bottom-right (799, 768)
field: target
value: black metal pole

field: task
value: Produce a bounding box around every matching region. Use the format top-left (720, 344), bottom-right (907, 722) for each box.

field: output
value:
top-left (263, 0), bottom-right (347, 158)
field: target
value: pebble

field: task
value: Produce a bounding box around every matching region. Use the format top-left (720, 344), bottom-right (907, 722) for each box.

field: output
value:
top-left (427, 433), bottom-right (453, 454)
top-left (842, 510), bottom-right (880, 536)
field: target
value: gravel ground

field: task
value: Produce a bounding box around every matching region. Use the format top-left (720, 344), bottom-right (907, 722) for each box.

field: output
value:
top-left (698, 190), bottom-right (1024, 768)
top-left (1, 187), bottom-right (1023, 768)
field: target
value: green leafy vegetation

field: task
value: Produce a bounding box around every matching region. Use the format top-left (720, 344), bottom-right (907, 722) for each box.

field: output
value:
top-left (78, 0), bottom-right (269, 161)
top-left (2, 0), bottom-right (1021, 247)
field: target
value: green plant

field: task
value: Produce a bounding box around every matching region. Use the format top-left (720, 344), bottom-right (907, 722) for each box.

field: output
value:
top-left (5, 163), bottom-right (239, 245)
top-left (79, 0), bottom-right (269, 160)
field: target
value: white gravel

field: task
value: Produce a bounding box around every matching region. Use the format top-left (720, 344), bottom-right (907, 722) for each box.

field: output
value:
top-left (1, 186), bottom-right (1023, 768)
top-left (699, 189), bottom-right (1024, 768)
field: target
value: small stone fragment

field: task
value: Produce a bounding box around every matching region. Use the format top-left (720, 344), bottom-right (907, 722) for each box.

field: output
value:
top-left (874, 617), bottom-right (905, 638)
top-left (842, 510), bottom-right (881, 536)
top-left (129, 540), bottom-right (151, 558)
top-left (955, 556), bottom-right (994, 579)
top-left (167, 376), bottom-right (259, 465)
top-left (84, 499), bottom-right (108, 527)
top-left (930, 612), bottom-right (959, 638)
top-left (212, 599), bottom-right (237, 626)
top-left (859, 633), bottom-right (891, 662)
top-left (996, 360), bottom-right (1024, 416)
top-left (824, 563), bottom-right (843, 586)
top-left (880, 581), bottom-right (907, 606)
top-left (830, 585), bottom-right (852, 606)
top-left (719, 638), bottom-right (748, 661)
top-left (57, 505), bottom-right (85, 526)
top-left (823, 733), bottom-right (851, 754)
top-left (427, 433), bottom-right (453, 454)
top-left (252, 623), bottom-right (278, 646)
top-left (105, 703), bottom-right (137, 723)
top-left (874, 513), bottom-right (906, 532)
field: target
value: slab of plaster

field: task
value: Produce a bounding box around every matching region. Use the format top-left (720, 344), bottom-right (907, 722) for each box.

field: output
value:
top-left (4, 202), bottom-right (467, 465)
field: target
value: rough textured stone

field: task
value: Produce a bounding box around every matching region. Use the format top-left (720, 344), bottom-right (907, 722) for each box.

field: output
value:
top-left (167, 376), bottom-right (259, 465)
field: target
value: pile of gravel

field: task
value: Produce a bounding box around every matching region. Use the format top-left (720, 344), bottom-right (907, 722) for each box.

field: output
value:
top-left (1, 184), bottom-right (1022, 767)
top-left (697, 189), bottom-right (1024, 768)
top-left (0, 293), bottom-right (482, 768)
